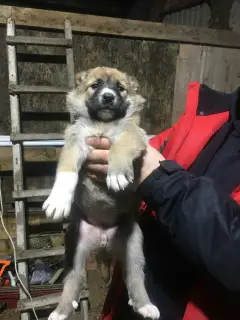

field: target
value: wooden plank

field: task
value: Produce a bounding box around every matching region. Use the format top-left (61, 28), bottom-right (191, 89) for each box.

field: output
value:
top-left (17, 290), bottom-right (89, 311)
top-left (6, 35), bottom-right (72, 47)
top-left (13, 189), bottom-right (51, 200)
top-left (7, 18), bottom-right (29, 320)
top-left (226, 49), bottom-right (240, 92)
top-left (17, 246), bottom-right (65, 261)
top-left (65, 19), bottom-right (75, 123)
top-left (172, 44), bottom-right (203, 124)
top-left (65, 20), bottom-right (75, 90)
top-left (11, 133), bottom-right (64, 141)
top-left (0, 5), bottom-right (240, 48)
top-left (202, 46), bottom-right (240, 92)
top-left (0, 147), bottom-right (60, 171)
top-left (9, 84), bottom-right (69, 94)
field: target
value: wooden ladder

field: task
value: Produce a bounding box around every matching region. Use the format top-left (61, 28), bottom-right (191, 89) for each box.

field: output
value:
top-left (6, 18), bottom-right (89, 320)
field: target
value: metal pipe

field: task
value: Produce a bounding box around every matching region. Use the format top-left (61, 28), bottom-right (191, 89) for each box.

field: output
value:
top-left (0, 135), bottom-right (154, 147)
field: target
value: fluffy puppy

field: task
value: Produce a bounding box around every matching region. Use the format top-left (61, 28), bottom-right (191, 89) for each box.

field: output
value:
top-left (43, 67), bottom-right (160, 320)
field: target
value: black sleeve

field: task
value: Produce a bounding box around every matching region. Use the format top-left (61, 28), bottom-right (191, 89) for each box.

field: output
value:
top-left (138, 160), bottom-right (240, 292)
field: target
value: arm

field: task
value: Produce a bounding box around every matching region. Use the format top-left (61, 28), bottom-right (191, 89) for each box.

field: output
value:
top-left (42, 125), bottom-right (88, 220)
top-left (138, 159), bottom-right (240, 291)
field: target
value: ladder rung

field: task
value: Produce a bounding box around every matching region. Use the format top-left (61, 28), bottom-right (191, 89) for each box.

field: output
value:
top-left (9, 84), bottom-right (69, 94)
top-left (11, 133), bottom-right (64, 142)
top-left (6, 35), bottom-right (73, 47)
top-left (17, 246), bottom-right (65, 261)
top-left (17, 290), bottom-right (89, 311)
top-left (13, 189), bottom-right (51, 200)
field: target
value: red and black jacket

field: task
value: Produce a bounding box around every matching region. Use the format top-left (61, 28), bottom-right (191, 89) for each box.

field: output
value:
top-left (102, 82), bottom-right (240, 320)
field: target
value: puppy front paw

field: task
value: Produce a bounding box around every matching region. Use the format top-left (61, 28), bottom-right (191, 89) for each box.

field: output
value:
top-left (106, 165), bottom-right (134, 192)
top-left (137, 304), bottom-right (160, 319)
top-left (128, 300), bottom-right (160, 319)
top-left (42, 172), bottom-right (78, 220)
top-left (43, 190), bottom-right (72, 220)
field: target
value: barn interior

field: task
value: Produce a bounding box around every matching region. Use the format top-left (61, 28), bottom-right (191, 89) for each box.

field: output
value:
top-left (0, 1), bottom-right (240, 320)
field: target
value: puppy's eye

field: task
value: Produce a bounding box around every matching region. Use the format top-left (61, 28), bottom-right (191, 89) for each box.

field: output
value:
top-left (117, 83), bottom-right (125, 92)
top-left (90, 82), bottom-right (99, 90)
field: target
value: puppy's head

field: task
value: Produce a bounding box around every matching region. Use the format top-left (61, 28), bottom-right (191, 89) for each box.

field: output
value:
top-left (67, 67), bottom-right (145, 122)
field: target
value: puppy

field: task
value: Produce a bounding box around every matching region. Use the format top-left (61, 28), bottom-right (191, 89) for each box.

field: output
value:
top-left (43, 67), bottom-right (160, 320)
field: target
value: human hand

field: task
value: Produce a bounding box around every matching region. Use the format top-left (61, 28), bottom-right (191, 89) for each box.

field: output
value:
top-left (138, 144), bottom-right (165, 184)
top-left (85, 137), bottom-right (110, 182)
top-left (85, 137), bottom-right (165, 186)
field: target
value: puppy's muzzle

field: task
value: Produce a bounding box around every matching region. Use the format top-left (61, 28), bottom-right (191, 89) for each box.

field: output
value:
top-left (100, 88), bottom-right (116, 106)
top-left (102, 92), bottom-right (115, 104)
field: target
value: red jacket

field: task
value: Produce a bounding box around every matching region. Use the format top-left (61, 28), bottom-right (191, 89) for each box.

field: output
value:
top-left (102, 82), bottom-right (240, 320)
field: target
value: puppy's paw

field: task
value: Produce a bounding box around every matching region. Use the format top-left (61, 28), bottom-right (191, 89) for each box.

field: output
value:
top-left (48, 311), bottom-right (67, 320)
top-left (43, 191), bottom-right (72, 220)
top-left (106, 173), bottom-right (131, 191)
top-left (137, 304), bottom-right (160, 319)
top-left (106, 164), bottom-right (134, 192)
top-left (128, 299), bottom-right (133, 306)
top-left (42, 172), bottom-right (78, 220)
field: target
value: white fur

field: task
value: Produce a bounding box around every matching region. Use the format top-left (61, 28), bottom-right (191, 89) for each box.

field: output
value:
top-left (72, 300), bottom-right (78, 309)
top-left (137, 304), bottom-right (160, 319)
top-left (100, 87), bottom-right (116, 97)
top-left (106, 173), bottom-right (131, 192)
top-left (129, 299), bottom-right (160, 319)
top-left (48, 311), bottom-right (67, 320)
top-left (42, 172), bottom-right (78, 220)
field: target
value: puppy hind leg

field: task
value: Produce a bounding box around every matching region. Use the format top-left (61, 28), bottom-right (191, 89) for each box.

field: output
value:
top-left (48, 246), bottom-right (88, 320)
top-left (114, 223), bottom-right (160, 320)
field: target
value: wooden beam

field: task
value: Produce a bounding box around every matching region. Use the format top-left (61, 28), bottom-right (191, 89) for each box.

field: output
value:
top-left (0, 147), bottom-right (60, 171)
top-left (6, 35), bottom-right (72, 47)
top-left (11, 133), bottom-right (64, 141)
top-left (13, 189), bottom-right (51, 200)
top-left (17, 246), bottom-right (65, 261)
top-left (17, 290), bottom-right (89, 311)
top-left (0, 5), bottom-right (240, 48)
top-left (159, 0), bottom-right (204, 15)
top-left (9, 84), bottom-right (69, 94)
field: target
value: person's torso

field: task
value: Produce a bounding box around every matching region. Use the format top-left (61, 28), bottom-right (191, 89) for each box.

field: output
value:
top-left (143, 83), bottom-right (240, 320)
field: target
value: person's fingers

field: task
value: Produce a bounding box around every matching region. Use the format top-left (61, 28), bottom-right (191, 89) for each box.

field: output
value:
top-left (87, 149), bottom-right (109, 164)
top-left (85, 163), bottom-right (108, 175)
top-left (86, 137), bottom-right (111, 149)
top-left (87, 173), bottom-right (106, 183)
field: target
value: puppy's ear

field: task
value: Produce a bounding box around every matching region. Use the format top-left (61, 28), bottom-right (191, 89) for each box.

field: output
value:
top-left (75, 71), bottom-right (88, 86)
top-left (128, 75), bottom-right (139, 92)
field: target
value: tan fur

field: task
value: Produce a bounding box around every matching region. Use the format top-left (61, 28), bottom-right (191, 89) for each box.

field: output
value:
top-left (76, 67), bottom-right (139, 94)
top-left (108, 117), bottom-right (147, 176)
top-left (57, 141), bottom-right (78, 173)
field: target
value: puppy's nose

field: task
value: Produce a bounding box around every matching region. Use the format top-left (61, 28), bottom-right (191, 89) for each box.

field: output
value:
top-left (102, 92), bottom-right (115, 103)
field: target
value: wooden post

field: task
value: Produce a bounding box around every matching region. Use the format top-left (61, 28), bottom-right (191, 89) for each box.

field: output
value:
top-left (7, 18), bottom-right (30, 320)
top-left (64, 19), bottom-right (75, 123)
